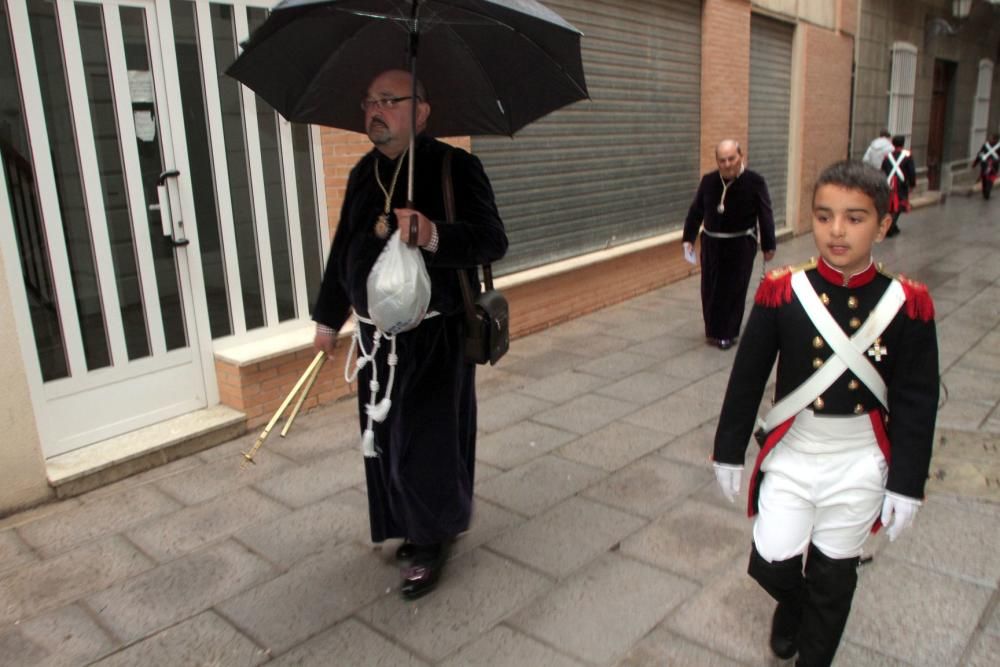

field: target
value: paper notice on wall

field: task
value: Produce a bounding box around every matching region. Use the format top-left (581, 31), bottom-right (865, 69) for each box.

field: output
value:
top-left (133, 111), bottom-right (156, 142)
top-left (127, 70), bottom-right (154, 104)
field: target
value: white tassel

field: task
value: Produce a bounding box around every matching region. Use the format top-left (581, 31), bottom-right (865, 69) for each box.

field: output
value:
top-left (367, 398), bottom-right (392, 422)
top-left (361, 429), bottom-right (376, 457)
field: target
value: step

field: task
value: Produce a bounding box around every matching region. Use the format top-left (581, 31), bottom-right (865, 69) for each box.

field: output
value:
top-left (46, 405), bottom-right (247, 498)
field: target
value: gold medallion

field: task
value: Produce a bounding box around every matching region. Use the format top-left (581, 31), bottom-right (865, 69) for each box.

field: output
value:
top-left (374, 214), bottom-right (390, 239)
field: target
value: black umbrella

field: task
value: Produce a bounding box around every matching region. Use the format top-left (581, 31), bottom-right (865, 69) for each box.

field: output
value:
top-left (226, 0), bottom-right (588, 206)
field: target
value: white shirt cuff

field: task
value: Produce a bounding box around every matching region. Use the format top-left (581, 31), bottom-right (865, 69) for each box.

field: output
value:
top-left (425, 223), bottom-right (439, 253)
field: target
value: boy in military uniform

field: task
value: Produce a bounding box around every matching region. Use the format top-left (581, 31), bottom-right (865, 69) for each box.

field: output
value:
top-left (712, 161), bottom-right (938, 666)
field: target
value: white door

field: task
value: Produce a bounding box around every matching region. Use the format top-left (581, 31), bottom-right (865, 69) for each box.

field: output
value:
top-left (1, 0), bottom-right (213, 456)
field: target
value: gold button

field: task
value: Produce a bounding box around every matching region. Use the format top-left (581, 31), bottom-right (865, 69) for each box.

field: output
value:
top-left (849, 317), bottom-right (861, 329)
top-left (813, 397), bottom-right (825, 410)
top-left (812, 336), bottom-right (824, 349)
top-left (812, 357), bottom-right (824, 369)
top-left (820, 293), bottom-right (830, 305)
top-left (854, 404), bottom-right (865, 414)
top-left (848, 379), bottom-right (860, 390)
top-left (847, 296), bottom-right (859, 309)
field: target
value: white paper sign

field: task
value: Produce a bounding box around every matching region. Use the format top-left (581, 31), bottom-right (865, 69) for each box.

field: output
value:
top-left (128, 70), bottom-right (154, 104)
top-left (133, 111), bottom-right (156, 142)
top-left (683, 245), bottom-right (697, 265)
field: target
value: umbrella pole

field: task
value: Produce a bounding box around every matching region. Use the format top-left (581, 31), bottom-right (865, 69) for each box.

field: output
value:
top-left (406, 0), bottom-right (420, 208)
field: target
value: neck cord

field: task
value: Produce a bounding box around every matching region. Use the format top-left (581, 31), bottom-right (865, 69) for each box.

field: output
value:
top-left (717, 163), bottom-right (745, 214)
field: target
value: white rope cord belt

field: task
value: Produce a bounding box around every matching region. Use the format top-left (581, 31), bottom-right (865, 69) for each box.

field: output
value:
top-left (345, 311), bottom-right (440, 458)
top-left (701, 227), bottom-right (758, 239)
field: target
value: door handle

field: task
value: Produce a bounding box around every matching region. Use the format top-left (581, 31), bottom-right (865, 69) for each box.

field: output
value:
top-left (155, 169), bottom-right (188, 248)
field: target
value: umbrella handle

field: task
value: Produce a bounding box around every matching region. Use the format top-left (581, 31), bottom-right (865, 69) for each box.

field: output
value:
top-left (407, 211), bottom-right (419, 247)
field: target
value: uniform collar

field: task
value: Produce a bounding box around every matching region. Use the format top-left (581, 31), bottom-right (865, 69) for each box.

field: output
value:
top-left (816, 257), bottom-right (877, 288)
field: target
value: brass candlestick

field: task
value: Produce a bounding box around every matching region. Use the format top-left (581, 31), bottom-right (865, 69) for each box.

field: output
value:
top-left (240, 351), bottom-right (327, 468)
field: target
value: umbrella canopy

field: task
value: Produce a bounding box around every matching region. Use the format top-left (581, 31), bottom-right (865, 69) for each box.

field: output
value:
top-left (225, 0), bottom-right (588, 138)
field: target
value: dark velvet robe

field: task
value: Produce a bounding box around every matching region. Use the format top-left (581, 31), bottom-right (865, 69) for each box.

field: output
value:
top-left (313, 135), bottom-right (507, 545)
top-left (683, 169), bottom-right (776, 340)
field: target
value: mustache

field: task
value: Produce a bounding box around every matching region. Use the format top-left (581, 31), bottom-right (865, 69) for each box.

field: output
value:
top-left (369, 118), bottom-right (387, 130)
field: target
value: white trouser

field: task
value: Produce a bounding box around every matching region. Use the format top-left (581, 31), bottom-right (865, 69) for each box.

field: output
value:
top-left (753, 409), bottom-right (887, 562)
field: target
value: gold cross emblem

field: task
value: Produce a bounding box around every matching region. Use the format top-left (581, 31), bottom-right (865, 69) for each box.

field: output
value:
top-left (867, 338), bottom-right (887, 362)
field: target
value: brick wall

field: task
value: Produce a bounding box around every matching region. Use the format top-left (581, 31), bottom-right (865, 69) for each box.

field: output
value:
top-left (794, 23), bottom-right (854, 233)
top-left (701, 0), bottom-right (751, 173)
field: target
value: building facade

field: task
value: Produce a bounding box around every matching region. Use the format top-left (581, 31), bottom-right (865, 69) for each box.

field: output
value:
top-left (0, 0), bottom-right (994, 515)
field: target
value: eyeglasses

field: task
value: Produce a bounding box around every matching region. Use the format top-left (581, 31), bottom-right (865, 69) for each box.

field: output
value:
top-left (360, 96), bottom-right (418, 111)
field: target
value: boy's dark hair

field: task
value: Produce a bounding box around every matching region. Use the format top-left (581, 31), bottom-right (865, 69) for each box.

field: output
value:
top-left (879, 129), bottom-right (891, 138)
top-left (892, 135), bottom-right (906, 148)
top-left (814, 160), bottom-right (890, 219)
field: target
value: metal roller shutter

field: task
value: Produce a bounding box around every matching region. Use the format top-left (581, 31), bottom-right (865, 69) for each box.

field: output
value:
top-left (471, 0), bottom-right (701, 275)
top-left (749, 14), bottom-right (794, 227)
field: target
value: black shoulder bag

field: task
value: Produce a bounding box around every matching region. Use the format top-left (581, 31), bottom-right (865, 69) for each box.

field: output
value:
top-left (441, 150), bottom-right (510, 365)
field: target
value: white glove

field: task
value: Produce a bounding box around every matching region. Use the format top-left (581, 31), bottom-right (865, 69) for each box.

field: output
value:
top-left (714, 463), bottom-right (743, 503)
top-left (880, 492), bottom-right (921, 541)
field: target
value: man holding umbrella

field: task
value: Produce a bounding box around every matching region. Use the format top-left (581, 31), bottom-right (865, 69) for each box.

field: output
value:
top-left (312, 69), bottom-right (507, 600)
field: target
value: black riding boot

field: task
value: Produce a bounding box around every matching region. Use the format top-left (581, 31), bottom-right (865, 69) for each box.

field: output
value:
top-left (796, 544), bottom-right (860, 667)
top-left (748, 543), bottom-right (804, 660)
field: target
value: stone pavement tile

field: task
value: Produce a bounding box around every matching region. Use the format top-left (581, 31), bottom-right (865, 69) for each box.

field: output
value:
top-left (926, 457), bottom-right (1000, 503)
top-left (86, 541), bottom-right (275, 644)
top-left (576, 351), bottom-right (659, 380)
top-left (601, 313), bottom-right (686, 343)
top-left (557, 421), bottom-right (670, 472)
top-left (963, 632), bottom-right (1000, 667)
top-left (932, 296), bottom-right (963, 319)
top-left (883, 498), bottom-right (1000, 586)
top-left (508, 553), bottom-right (697, 665)
top-left (621, 500), bottom-right (751, 583)
top-left (438, 625), bottom-right (583, 667)
top-left (89, 610), bottom-right (267, 667)
top-left (263, 405), bottom-right (360, 464)
top-left (533, 393), bottom-right (637, 435)
top-left (17, 485), bottom-right (181, 558)
top-left (498, 350), bottom-right (591, 380)
top-left (0, 604), bottom-right (116, 667)
top-left (451, 499), bottom-right (522, 559)
top-left (957, 349), bottom-right (1000, 374)
top-left (0, 528), bottom-right (36, 579)
top-left (517, 369), bottom-right (607, 404)
top-left (932, 429), bottom-right (1000, 465)
top-left (486, 496), bottom-right (645, 578)
top-left (617, 626), bottom-right (745, 667)
top-left (831, 641), bottom-right (910, 667)
top-left (629, 334), bottom-right (704, 362)
top-left (664, 561), bottom-right (775, 665)
top-left (934, 398), bottom-right (993, 431)
top-left (552, 332), bottom-right (630, 358)
top-left (360, 549), bottom-right (550, 662)
top-left (623, 394), bottom-right (718, 437)
top-left (253, 448), bottom-right (366, 508)
top-left (658, 422), bottom-right (717, 467)
top-left (941, 367), bottom-right (1000, 404)
top-left (475, 460), bottom-right (503, 482)
top-left (477, 392), bottom-right (556, 434)
top-left (235, 489), bottom-right (370, 567)
top-left (84, 455), bottom-right (205, 500)
top-left (269, 618), bottom-right (429, 666)
top-left (648, 345), bottom-right (736, 380)
top-left (0, 497), bottom-right (80, 532)
top-left (673, 369), bottom-right (731, 403)
top-left (153, 450), bottom-right (295, 505)
top-left (583, 457), bottom-right (712, 519)
top-left (0, 536), bottom-right (153, 626)
top-left (844, 556), bottom-right (992, 666)
top-left (476, 420), bottom-right (578, 470)
top-left (126, 487), bottom-right (287, 562)
top-left (595, 371), bottom-right (692, 406)
top-left (545, 316), bottom-right (608, 339)
top-left (474, 367), bottom-right (532, 401)
top-left (986, 596), bottom-right (1000, 636)
top-left (475, 455), bottom-right (605, 517)
top-left (217, 542), bottom-right (396, 656)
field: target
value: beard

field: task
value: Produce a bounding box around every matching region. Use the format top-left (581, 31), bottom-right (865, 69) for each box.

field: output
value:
top-left (367, 119), bottom-right (391, 146)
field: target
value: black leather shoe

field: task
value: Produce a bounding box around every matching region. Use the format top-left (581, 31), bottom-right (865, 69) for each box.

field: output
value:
top-left (717, 338), bottom-right (734, 350)
top-left (400, 543), bottom-right (449, 600)
top-left (769, 602), bottom-right (799, 659)
top-left (395, 542), bottom-right (416, 561)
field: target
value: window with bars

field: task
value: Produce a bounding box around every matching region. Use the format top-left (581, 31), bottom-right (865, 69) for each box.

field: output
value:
top-left (970, 59), bottom-right (994, 158)
top-left (887, 42), bottom-right (917, 145)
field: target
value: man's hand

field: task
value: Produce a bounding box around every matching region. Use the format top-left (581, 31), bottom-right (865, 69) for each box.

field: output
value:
top-left (396, 207), bottom-right (434, 247)
top-left (714, 463), bottom-right (743, 503)
top-left (880, 492), bottom-right (921, 541)
top-left (763, 249), bottom-right (776, 262)
top-left (314, 327), bottom-right (338, 357)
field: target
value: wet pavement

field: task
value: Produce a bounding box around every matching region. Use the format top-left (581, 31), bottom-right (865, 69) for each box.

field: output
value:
top-left (2, 194), bottom-right (999, 666)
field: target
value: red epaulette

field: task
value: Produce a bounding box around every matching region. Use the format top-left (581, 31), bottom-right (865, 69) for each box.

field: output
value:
top-left (754, 266), bottom-right (794, 307)
top-left (898, 275), bottom-right (935, 321)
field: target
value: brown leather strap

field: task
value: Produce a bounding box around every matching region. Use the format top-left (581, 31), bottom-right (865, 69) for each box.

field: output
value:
top-left (442, 150), bottom-right (482, 327)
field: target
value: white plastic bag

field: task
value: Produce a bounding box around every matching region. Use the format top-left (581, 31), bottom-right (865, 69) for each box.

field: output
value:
top-left (366, 229), bottom-right (431, 334)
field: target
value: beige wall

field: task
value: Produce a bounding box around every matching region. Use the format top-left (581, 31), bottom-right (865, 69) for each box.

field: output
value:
top-left (0, 249), bottom-right (52, 516)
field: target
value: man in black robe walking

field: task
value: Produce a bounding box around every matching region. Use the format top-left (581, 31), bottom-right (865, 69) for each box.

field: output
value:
top-left (313, 69), bottom-right (508, 599)
top-left (683, 139), bottom-right (777, 350)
